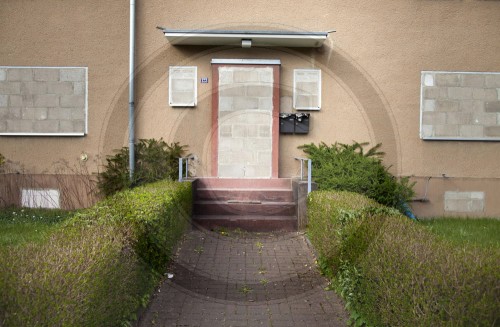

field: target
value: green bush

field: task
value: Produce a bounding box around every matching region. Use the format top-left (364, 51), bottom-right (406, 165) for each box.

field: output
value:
top-left (299, 141), bottom-right (414, 213)
top-left (0, 180), bottom-right (192, 326)
top-left (98, 138), bottom-right (187, 196)
top-left (308, 190), bottom-right (499, 326)
top-left (0, 153), bottom-right (5, 167)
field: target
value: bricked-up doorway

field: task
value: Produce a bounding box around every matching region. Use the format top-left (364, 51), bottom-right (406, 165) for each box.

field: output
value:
top-left (211, 60), bottom-right (280, 178)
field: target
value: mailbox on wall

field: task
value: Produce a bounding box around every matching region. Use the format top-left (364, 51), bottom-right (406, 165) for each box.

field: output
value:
top-left (279, 113), bottom-right (295, 134)
top-left (294, 113), bottom-right (310, 134)
top-left (279, 113), bottom-right (310, 134)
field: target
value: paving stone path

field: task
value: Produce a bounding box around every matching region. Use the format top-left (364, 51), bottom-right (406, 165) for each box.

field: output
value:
top-left (138, 228), bottom-right (348, 327)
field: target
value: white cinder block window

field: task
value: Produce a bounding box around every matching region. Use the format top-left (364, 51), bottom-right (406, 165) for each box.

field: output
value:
top-left (21, 189), bottom-right (60, 209)
top-left (293, 69), bottom-right (321, 110)
top-left (169, 66), bottom-right (197, 107)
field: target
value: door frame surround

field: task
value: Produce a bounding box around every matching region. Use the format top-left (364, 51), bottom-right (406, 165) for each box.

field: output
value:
top-left (211, 59), bottom-right (281, 178)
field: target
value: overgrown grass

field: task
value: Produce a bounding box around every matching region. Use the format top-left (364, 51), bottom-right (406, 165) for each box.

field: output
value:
top-left (0, 180), bottom-right (192, 326)
top-left (420, 218), bottom-right (500, 248)
top-left (308, 191), bottom-right (499, 327)
top-left (0, 208), bottom-right (73, 246)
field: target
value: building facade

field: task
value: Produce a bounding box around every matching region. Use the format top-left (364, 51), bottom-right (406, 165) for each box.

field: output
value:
top-left (1, 0), bottom-right (500, 217)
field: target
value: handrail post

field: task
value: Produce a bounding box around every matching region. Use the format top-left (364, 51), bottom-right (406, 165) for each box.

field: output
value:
top-left (178, 158), bottom-right (183, 182)
top-left (307, 159), bottom-right (312, 194)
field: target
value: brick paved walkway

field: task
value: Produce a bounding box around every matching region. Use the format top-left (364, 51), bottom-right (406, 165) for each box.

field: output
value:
top-left (138, 228), bottom-right (348, 327)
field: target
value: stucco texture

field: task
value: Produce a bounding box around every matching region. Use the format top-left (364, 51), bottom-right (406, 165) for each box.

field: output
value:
top-left (1, 0), bottom-right (500, 216)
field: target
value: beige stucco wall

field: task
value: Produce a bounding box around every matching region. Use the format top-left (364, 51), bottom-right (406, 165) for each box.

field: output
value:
top-left (1, 0), bottom-right (500, 216)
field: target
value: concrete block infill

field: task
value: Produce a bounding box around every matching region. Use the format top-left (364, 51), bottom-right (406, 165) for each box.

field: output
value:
top-left (436, 100), bottom-right (459, 112)
top-left (47, 82), bottom-right (74, 95)
top-left (422, 112), bottom-right (446, 125)
top-left (7, 68), bottom-right (33, 82)
top-left (421, 125), bottom-right (433, 138)
top-left (459, 100), bottom-right (484, 113)
top-left (22, 107), bottom-right (48, 120)
top-left (459, 125), bottom-right (483, 138)
top-left (472, 88), bottom-right (485, 100)
top-left (446, 112), bottom-right (472, 125)
top-left (8, 95), bottom-right (23, 107)
top-left (485, 126), bottom-right (500, 137)
top-left (485, 89), bottom-right (498, 101)
top-left (246, 85), bottom-right (273, 97)
top-left (423, 99), bottom-right (435, 111)
top-left (485, 75), bottom-right (500, 88)
top-left (435, 73), bottom-right (460, 86)
top-left (461, 74), bottom-right (484, 88)
top-left (60, 69), bottom-right (85, 82)
top-left (423, 74), bottom-right (434, 86)
top-left (0, 95), bottom-right (7, 107)
top-left (233, 70), bottom-right (260, 83)
top-left (34, 94), bottom-right (59, 108)
top-left (60, 95), bottom-right (85, 108)
top-left (485, 101), bottom-right (500, 113)
top-left (21, 82), bottom-right (48, 95)
top-left (448, 87), bottom-right (473, 100)
top-left (434, 124), bottom-right (459, 137)
top-left (34, 69), bottom-right (60, 82)
top-left (7, 119), bottom-right (33, 132)
top-left (472, 113), bottom-right (497, 125)
top-left (0, 82), bottom-right (21, 94)
top-left (48, 107), bottom-right (72, 120)
top-left (33, 120), bottom-right (59, 133)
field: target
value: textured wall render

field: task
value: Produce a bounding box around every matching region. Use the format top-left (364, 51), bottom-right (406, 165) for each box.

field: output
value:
top-left (420, 71), bottom-right (500, 140)
top-left (0, 67), bottom-right (87, 135)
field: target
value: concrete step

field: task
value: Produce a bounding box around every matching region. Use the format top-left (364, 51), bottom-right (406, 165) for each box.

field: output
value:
top-left (195, 188), bottom-right (294, 202)
top-left (195, 178), bottom-right (292, 190)
top-left (192, 215), bottom-right (297, 232)
top-left (193, 200), bottom-right (296, 216)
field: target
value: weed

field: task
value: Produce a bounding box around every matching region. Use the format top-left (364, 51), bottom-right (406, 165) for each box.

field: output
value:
top-left (255, 241), bottom-right (264, 253)
top-left (239, 285), bottom-right (253, 294)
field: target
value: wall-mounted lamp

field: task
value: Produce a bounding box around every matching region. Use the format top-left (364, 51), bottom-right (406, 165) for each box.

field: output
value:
top-left (241, 39), bottom-right (252, 48)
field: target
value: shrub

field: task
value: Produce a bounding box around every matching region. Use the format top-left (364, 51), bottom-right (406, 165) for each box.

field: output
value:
top-left (0, 180), bottom-right (192, 326)
top-left (308, 190), bottom-right (500, 326)
top-left (98, 138), bottom-right (187, 196)
top-left (299, 141), bottom-right (414, 213)
top-left (0, 153), bottom-right (4, 167)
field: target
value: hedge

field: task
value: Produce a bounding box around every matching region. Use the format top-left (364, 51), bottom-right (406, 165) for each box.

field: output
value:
top-left (0, 180), bottom-right (192, 326)
top-left (308, 191), bottom-right (499, 326)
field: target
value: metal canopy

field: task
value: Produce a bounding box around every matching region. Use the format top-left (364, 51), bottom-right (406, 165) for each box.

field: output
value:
top-left (158, 28), bottom-right (333, 48)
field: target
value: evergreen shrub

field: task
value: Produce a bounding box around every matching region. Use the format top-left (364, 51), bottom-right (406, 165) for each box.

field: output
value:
top-left (98, 138), bottom-right (187, 196)
top-left (299, 141), bottom-right (414, 213)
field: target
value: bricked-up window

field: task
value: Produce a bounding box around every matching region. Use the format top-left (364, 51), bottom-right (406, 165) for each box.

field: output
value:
top-left (293, 69), bottom-right (321, 110)
top-left (0, 66), bottom-right (87, 136)
top-left (169, 66), bottom-right (197, 107)
top-left (420, 71), bottom-right (500, 141)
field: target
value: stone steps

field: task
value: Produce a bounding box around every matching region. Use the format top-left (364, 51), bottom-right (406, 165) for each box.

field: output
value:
top-left (192, 178), bottom-right (297, 231)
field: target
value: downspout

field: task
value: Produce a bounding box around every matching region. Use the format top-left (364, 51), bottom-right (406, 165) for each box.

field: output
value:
top-left (128, 0), bottom-right (136, 181)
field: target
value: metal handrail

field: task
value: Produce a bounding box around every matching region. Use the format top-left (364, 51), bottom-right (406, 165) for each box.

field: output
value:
top-left (294, 157), bottom-right (312, 194)
top-left (178, 156), bottom-right (193, 182)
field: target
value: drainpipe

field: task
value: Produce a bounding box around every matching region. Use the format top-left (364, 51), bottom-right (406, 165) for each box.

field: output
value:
top-left (128, 0), bottom-right (136, 181)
